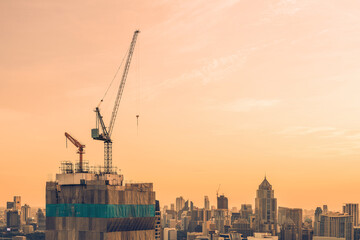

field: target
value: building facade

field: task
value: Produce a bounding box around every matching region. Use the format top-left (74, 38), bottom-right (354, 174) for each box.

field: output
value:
top-left (316, 212), bottom-right (353, 240)
top-left (279, 207), bottom-right (303, 240)
top-left (255, 177), bottom-right (277, 235)
top-left (217, 195), bottom-right (228, 210)
top-left (204, 196), bottom-right (210, 210)
top-left (46, 171), bottom-right (157, 239)
top-left (343, 203), bottom-right (359, 227)
top-left (176, 196), bottom-right (185, 212)
top-left (240, 204), bottom-right (253, 221)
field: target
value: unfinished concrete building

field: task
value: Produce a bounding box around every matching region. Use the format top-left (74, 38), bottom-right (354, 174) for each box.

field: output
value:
top-left (46, 165), bottom-right (156, 240)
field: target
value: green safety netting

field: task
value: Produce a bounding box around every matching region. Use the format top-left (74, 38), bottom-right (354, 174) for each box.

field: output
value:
top-left (46, 204), bottom-right (155, 218)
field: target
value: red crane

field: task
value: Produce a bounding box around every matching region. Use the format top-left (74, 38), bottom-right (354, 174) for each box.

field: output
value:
top-left (65, 132), bottom-right (85, 173)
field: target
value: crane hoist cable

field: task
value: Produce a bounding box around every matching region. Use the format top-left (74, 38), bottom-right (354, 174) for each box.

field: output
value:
top-left (98, 48), bottom-right (130, 108)
top-left (92, 30), bottom-right (140, 174)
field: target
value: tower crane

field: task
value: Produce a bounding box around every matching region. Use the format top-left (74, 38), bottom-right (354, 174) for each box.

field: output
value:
top-left (216, 184), bottom-right (221, 197)
top-left (91, 30), bottom-right (140, 174)
top-left (65, 132), bottom-right (86, 173)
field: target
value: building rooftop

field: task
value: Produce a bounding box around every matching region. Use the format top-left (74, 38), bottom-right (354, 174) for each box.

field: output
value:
top-left (259, 177), bottom-right (272, 190)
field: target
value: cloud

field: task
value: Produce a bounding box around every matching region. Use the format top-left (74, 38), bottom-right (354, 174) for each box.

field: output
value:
top-left (142, 37), bottom-right (290, 100)
top-left (145, 0), bottom-right (242, 40)
top-left (277, 126), bottom-right (339, 136)
top-left (143, 50), bottom-right (248, 100)
top-left (220, 98), bottom-right (280, 112)
top-left (271, 0), bottom-right (302, 16)
top-left (277, 126), bottom-right (360, 156)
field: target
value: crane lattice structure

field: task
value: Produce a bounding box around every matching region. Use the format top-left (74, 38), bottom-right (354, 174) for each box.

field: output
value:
top-left (92, 30), bottom-right (140, 174)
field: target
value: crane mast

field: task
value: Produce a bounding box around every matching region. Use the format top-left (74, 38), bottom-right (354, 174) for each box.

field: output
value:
top-left (92, 30), bottom-right (140, 174)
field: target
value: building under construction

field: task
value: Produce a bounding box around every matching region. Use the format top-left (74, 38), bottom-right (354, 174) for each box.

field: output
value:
top-left (46, 30), bottom-right (159, 239)
top-left (46, 167), bottom-right (156, 239)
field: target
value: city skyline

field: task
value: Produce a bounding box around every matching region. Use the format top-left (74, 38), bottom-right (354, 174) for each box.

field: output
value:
top-left (2, 0), bottom-right (360, 210)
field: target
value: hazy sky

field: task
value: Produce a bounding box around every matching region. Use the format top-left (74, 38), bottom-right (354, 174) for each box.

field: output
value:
top-left (2, 0), bottom-right (360, 211)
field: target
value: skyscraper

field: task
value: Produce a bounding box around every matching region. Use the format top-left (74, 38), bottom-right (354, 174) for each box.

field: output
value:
top-left (255, 177), bottom-right (277, 235)
top-left (21, 204), bottom-right (31, 225)
top-left (36, 208), bottom-right (46, 231)
top-left (176, 196), bottom-right (185, 212)
top-left (217, 195), bottom-right (228, 210)
top-left (314, 207), bottom-right (323, 236)
top-left (14, 196), bottom-right (21, 211)
top-left (155, 200), bottom-right (161, 239)
top-left (343, 203), bottom-right (359, 227)
top-left (204, 196), bottom-right (210, 210)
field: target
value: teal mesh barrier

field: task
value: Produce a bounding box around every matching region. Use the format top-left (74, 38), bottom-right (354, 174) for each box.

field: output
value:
top-left (46, 204), bottom-right (155, 218)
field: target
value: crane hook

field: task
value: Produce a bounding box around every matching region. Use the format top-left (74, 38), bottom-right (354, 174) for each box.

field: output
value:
top-left (136, 115), bottom-right (139, 134)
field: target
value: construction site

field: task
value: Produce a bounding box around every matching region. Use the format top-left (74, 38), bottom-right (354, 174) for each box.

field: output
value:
top-left (45, 30), bottom-right (159, 240)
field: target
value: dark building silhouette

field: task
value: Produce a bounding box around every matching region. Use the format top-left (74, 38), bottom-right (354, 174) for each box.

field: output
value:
top-left (217, 195), bottom-right (228, 210)
top-left (36, 208), bottom-right (46, 231)
top-left (302, 228), bottom-right (313, 240)
top-left (155, 200), bottom-right (161, 239)
top-left (7, 210), bottom-right (20, 230)
top-left (281, 218), bottom-right (299, 240)
top-left (313, 207), bottom-right (322, 236)
top-left (354, 226), bottom-right (360, 240)
top-left (229, 218), bottom-right (253, 238)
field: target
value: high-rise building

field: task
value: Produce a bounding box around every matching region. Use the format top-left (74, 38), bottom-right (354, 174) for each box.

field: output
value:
top-left (21, 204), bottom-right (31, 225)
top-left (46, 169), bottom-right (157, 239)
top-left (280, 218), bottom-right (299, 240)
top-left (36, 208), bottom-right (46, 231)
top-left (229, 218), bottom-right (253, 238)
top-left (343, 203), bottom-right (359, 227)
top-left (255, 177), bottom-right (277, 235)
top-left (302, 228), bottom-right (313, 240)
top-left (14, 196), bottom-right (21, 211)
top-left (214, 209), bottom-right (227, 233)
top-left (170, 203), bottom-right (175, 211)
top-left (316, 212), bottom-right (353, 240)
top-left (176, 196), bottom-right (185, 212)
top-left (7, 210), bottom-right (20, 230)
top-left (155, 200), bottom-right (161, 239)
top-left (217, 195), bottom-right (228, 210)
top-left (240, 204), bottom-right (253, 221)
top-left (7, 202), bottom-right (15, 210)
top-left (279, 207), bottom-right (302, 240)
top-left (204, 196), bottom-right (210, 210)
top-left (323, 205), bottom-right (328, 214)
top-left (354, 226), bottom-right (360, 240)
top-left (314, 207), bottom-right (323, 236)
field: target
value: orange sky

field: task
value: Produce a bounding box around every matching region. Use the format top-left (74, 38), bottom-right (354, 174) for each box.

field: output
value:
top-left (1, 0), bottom-right (360, 211)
